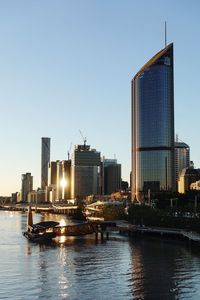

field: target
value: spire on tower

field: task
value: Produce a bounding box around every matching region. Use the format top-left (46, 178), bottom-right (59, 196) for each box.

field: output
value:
top-left (165, 21), bottom-right (167, 47)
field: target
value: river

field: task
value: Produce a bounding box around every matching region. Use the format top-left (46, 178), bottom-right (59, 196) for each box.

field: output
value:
top-left (1, 210), bottom-right (200, 300)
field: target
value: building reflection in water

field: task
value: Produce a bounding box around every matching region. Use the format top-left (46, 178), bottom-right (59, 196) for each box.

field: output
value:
top-left (131, 243), bottom-right (145, 300)
top-left (130, 238), bottom-right (191, 300)
top-left (57, 244), bottom-right (69, 299)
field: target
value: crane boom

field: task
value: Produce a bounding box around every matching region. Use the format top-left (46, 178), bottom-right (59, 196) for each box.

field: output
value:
top-left (67, 142), bottom-right (72, 160)
top-left (79, 130), bottom-right (87, 146)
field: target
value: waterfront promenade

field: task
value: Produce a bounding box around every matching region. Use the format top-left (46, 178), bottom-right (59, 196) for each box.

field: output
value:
top-left (0, 203), bottom-right (78, 215)
top-left (117, 222), bottom-right (200, 243)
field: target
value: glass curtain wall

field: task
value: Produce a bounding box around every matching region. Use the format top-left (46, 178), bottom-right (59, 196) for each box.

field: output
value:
top-left (132, 44), bottom-right (175, 201)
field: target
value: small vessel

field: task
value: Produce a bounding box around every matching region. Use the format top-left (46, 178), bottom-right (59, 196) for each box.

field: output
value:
top-left (23, 206), bottom-right (59, 243)
top-left (23, 221), bottom-right (59, 243)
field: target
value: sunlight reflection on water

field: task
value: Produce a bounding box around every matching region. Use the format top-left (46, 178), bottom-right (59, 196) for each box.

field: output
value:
top-left (1, 211), bottom-right (200, 300)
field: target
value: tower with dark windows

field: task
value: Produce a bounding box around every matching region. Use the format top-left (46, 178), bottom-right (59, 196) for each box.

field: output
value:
top-left (131, 43), bottom-right (175, 201)
top-left (71, 144), bottom-right (101, 199)
top-left (41, 137), bottom-right (50, 190)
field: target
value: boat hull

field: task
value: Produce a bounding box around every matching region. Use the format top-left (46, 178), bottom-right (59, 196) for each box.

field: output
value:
top-left (23, 231), bottom-right (56, 243)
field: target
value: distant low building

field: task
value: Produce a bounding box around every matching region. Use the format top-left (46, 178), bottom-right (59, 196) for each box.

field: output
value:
top-left (121, 181), bottom-right (129, 191)
top-left (0, 196), bottom-right (11, 205)
top-left (27, 190), bottom-right (37, 204)
top-left (178, 167), bottom-right (200, 194)
top-left (175, 141), bottom-right (190, 191)
top-left (11, 192), bottom-right (18, 204)
top-left (190, 180), bottom-right (200, 191)
top-left (36, 189), bottom-right (46, 203)
top-left (48, 185), bottom-right (57, 203)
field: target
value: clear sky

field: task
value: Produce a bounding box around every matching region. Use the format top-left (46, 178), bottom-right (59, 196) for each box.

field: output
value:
top-left (0, 0), bottom-right (200, 196)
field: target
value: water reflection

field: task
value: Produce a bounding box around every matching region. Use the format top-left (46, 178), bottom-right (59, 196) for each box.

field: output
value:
top-left (129, 237), bottom-right (200, 300)
top-left (58, 246), bottom-right (69, 299)
top-left (2, 211), bottom-right (200, 300)
top-left (131, 244), bottom-right (145, 299)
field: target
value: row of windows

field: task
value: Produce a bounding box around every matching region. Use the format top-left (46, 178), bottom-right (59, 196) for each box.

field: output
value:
top-left (135, 150), bottom-right (174, 191)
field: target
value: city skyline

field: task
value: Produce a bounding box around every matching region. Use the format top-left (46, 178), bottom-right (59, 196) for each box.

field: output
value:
top-left (1, 1), bottom-right (200, 195)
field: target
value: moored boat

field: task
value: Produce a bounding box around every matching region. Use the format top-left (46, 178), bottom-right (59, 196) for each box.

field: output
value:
top-left (23, 220), bottom-right (60, 243)
top-left (23, 206), bottom-right (59, 243)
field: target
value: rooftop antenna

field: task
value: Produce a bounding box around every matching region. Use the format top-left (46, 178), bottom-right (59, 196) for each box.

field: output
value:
top-left (165, 21), bottom-right (167, 47)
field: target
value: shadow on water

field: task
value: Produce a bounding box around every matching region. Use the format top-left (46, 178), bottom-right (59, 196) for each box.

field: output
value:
top-left (129, 236), bottom-right (200, 300)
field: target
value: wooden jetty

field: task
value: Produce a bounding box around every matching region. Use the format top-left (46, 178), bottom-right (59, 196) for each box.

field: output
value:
top-left (53, 221), bottom-right (116, 241)
top-left (53, 222), bottom-right (98, 236)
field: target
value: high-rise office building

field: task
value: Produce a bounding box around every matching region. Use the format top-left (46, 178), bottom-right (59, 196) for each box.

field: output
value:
top-left (132, 43), bottom-right (175, 201)
top-left (47, 161), bottom-right (57, 203)
top-left (48, 161), bottom-right (57, 186)
top-left (41, 137), bottom-right (50, 189)
top-left (175, 141), bottom-right (190, 190)
top-left (61, 160), bottom-right (71, 200)
top-left (102, 159), bottom-right (121, 195)
top-left (21, 173), bottom-right (33, 202)
top-left (71, 144), bottom-right (101, 199)
top-left (47, 159), bottom-right (71, 202)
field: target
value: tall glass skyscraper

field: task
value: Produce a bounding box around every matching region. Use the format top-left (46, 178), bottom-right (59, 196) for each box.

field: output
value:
top-left (41, 137), bottom-right (50, 190)
top-left (131, 43), bottom-right (175, 201)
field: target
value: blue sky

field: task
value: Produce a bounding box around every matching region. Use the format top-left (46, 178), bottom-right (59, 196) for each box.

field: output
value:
top-left (0, 0), bottom-right (199, 195)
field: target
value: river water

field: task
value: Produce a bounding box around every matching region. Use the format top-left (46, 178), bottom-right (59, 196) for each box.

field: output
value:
top-left (1, 211), bottom-right (200, 300)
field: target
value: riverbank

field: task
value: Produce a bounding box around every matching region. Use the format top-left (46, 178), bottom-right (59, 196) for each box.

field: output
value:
top-left (117, 222), bottom-right (200, 245)
top-left (0, 203), bottom-right (78, 215)
top-left (3, 204), bottom-right (200, 247)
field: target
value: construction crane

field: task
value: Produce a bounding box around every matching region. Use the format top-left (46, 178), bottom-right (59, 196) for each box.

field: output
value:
top-left (67, 142), bottom-right (72, 160)
top-left (79, 130), bottom-right (87, 146)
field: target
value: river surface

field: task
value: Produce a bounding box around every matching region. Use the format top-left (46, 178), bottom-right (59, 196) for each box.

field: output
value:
top-left (1, 211), bottom-right (200, 300)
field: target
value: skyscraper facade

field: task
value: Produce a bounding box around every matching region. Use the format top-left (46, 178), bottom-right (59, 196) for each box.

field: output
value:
top-left (132, 43), bottom-right (175, 201)
top-left (41, 137), bottom-right (50, 190)
top-left (175, 141), bottom-right (190, 190)
top-left (21, 173), bottom-right (33, 202)
top-left (102, 159), bottom-right (121, 195)
top-left (61, 160), bottom-right (71, 200)
top-left (48, 161), bottom-right (57, 186)
top-left (71, 144), bottom-right (101, 199)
